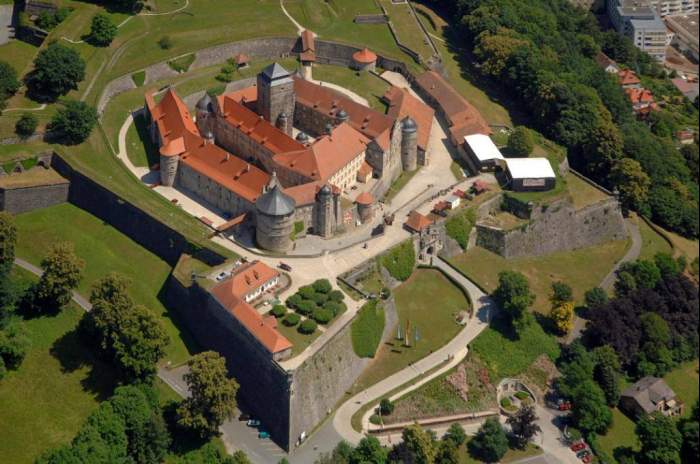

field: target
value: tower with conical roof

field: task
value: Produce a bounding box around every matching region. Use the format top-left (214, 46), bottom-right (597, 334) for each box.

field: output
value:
top-left (255, 172), bottom-right (296, 252)
top-left (400, 116), bottom-right (418, 172)
top-left (257, 63), bottom-right (296, 136)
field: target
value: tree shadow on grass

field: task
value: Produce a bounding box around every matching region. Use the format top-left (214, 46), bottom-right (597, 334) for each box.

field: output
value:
top-left (487, 313), bottom-right (520, 342)
top-left (49, 326), bottom-right (117, 401)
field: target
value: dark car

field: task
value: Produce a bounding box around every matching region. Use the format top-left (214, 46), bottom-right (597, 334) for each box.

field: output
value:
top-left (238, 413), bottom-right (250, 421)
top-left (279, 262), bottom-right (292, 272)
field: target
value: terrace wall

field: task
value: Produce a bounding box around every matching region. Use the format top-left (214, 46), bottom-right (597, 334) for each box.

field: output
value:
top-left (0, 179), bottom-right (69, 214)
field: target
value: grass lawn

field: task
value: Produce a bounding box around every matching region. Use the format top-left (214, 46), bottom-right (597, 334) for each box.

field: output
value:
top-left (379, 0), bottom-right (434, 61)
top-left (567, 173), bottom-right (611, 210)
top-left (351, 300), bottom-right (385, 358)
top-left (597, 407), bottom-right (639, 461)
top-left (0, 140), bottom-right (54, 163)
top-left (470, 315), bottom-right (560, 381)
top-left (126, 111), bottom-right (159, 168)
top-left (13, 203), bottom-right (196, 364)
top-left (448, 240), bottom-right (631, 314)
top-left (284, 0), bottom-right (411, 63)
top-left (351, 268), bottom-right (468, 392)
top-left (459, 441), bottom-right (542, 463)
top-left (275, 319), bottom-right (322, 357)
top-left (664, 360), bottom-right (699, 417)
top-left (355, 261), bottom-right (385, 295)
top-left (311, 64), bottom-right (389, 111)
top-left (0, 268), bottom-right (118, 463)
top-left (0, 40), bottom-right (39, 76)
top-left (636, 215), bottom-right (673, 261)
top-left (663, 227), bottom-right (699, 261)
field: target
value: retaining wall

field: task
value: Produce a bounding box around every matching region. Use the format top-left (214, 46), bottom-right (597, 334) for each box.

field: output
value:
top-left (0, 178), bottom-right (69, 214)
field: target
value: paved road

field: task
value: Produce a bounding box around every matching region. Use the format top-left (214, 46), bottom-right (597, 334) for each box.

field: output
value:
top-left (600, 218), bottom-right (641, 291)
top-left (0, 5), bottom-right (13, 46)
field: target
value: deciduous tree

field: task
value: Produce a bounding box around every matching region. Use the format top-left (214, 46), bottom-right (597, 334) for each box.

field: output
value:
top-left (177, 351), bottom-right (239, 438)
top-left (34, 242), bottom-right (84, 310)
top-left (49, 100), bottom-right (98, 145)
top-left (27, 42), bottom-right (85, 100)
top-left (493, 271), bottom-right (534, 332)
top-left (89, 13), bottom-right (118, 47)
top-left (550, 301), bottom-right (574, 335)
top-left (570, 380), bottom-right (612, 434)
top-left (469, 417), bottom-right (508, 461)
top-left (508, 126), bottom-right (534, 157)
top-left (636, 412), bottom-right (682, 464)
top-left (350, 436), bottom-right (386, 464)
top-left (507, 405), bottom-right (541, 449)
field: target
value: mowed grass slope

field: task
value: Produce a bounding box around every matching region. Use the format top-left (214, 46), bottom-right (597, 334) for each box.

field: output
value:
top-left (0, 270), bottom-right (117, 463)
top-left (449, 241), bottom-right (630, 313)
top-left (352, 269), bottom-right (468, 391)
top-left (14, 203), bottom-right (195, 364)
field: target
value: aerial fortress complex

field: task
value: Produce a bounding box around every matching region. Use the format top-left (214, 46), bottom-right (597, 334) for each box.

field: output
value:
top-left (145, 62), bottom-right (434, 252)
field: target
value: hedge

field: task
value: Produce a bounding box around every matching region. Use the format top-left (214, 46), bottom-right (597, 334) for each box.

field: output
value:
top-left (312, 279), bottom-right (332, 294)
top-left (351, 300), bottom-right (385, 358)
top-left (271, 305), bottom-right (286, 318)
top-left (382, 241), bottom-right (415, 281)
top-left (298, 319), bottom-right (317, 334)
top-left (312, 307), bottom-right (333, 324)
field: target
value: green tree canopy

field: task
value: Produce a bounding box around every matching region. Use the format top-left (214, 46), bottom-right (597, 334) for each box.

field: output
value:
top-left (493, 270), bottom-right (534, 332)
top-left (506, 405), bottom-right (541, 449)
top-left (610, 158), bottom-right (651, 211)
top-left (570, 380), bottom-right (612, 434)
top-left (34, 242), bottom-right (84, 310)
top-left (0, 60), bottom-right (20, 110)
top-left (15, 113), bottom-right (39, 139)
top-left (508, 126), bottom-right (534, 157)
top-left (636, 412), bottom-right (682, 464)
top-left (28, 42), bottom-right (85, 100)
top-left (89, 13), bottom-right (118, 47)
top-left (350, 436), bottom-right (387, 464)
top-left (49, 100), bottom-right (98, 145)
top-left (468, 417), bottom-right (508, 462)
top-left (177, 351), bottom-right (239, 438)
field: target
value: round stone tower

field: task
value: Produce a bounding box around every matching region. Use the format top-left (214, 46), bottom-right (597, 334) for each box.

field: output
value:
top-left (314, 184), bottom-right (334, 238)
top-left (276, 111), bottom-right (290, 134)
top-left (400, 116), bottom-right (418, 172)
top-left (335, 108), bottom-right (349, 125)
top-left (355, 191), bottom-right (375, 224)
top-left (296, 131), bottom-right (310, 144)
top-left (195, 93), bottom-right (213, 135)
top-left (255, 173), bottom-right (295, 252)
top-left (159, 137), bottom-right (185, 187)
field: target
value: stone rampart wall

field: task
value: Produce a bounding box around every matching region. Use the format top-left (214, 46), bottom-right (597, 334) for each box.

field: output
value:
top-left (290, 318), bottom-right (369, 445)
top-left (476, 196), bottom-right (627, 258)
top-left (164, 277), bottom-right (292, 448)
top-left (0, 179), bottom-right (69, 214)
top-left (50, 154), bottom-right (227, 266)
top-left (191, 37), bottom-right (298, 71)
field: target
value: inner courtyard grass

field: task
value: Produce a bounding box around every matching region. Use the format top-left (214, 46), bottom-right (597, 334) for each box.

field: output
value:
top-left (275, 319), bottom-right (322, 357)
top-left (0, 296), bottom-right (117, 463)
top-left (351, 268), bottom-right (468, 392)
top-left (311, 64), bottom-right (389, 111)
top-left (13, 203), bottom-right (196, 364)
top-left (448, 240), bottom-right (631, 313)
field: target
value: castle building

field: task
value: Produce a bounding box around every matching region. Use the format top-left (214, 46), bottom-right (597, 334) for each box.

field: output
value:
top-left (144, 62), bottom-right (428, 251)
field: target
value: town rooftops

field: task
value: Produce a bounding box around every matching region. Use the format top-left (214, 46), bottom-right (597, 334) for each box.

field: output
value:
top-left (621, 377), bottom-right (677, 414)
top-left (383, 86), bottom-right (435, 152)
top-left (625, 87), bottom-right (655, 105)
top-left (463, 134), bottom-right (504, 162)
top-left (618, 69), bottom-right (641, 86)
top-left (405, 210), bottom-right (433, 232)
top-left (504, 158), bottom-right (556, 180)
top-left (353, 47), bottom-right (377, 64)
top-left (414, 71), bottom-right (491, 139)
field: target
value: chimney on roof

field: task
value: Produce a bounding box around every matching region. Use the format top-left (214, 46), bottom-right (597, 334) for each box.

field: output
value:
top-left (246, 163), bottom-right (250, 172)
top-left (253, 270), bottom-right (259, 279)
top-left (226, 153), bottom-right (230, 161)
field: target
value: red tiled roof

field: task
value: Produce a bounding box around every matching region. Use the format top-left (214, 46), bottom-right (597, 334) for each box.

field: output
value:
top-left (234, 53), bottom-right (250, 65)
top-left (353, 48), bottom-right (377, 64)
top-left (383, 86), bottom-right (434, 152)
top-left (618, 69), bottom-right (640, 86)
top-left (300, 50), bottom-right (316, 62)
top-left (355, 191), bottom-right (374, 205)
top-left (405, 210), bottom-right (433, 232)
top-left (625, 87), bottom-right (654, 105)
top-left (301, 30), bottom-right (315, 52)
top-left (146, 89), bottom-right (269, 202)
top-left (293, 77), bottom-right (394, 141)
top-left (229, 260), bottom-right (280, 298)
top-left (274, 122), bottom-right (369, 181)
top-left (220, 94), bottom-right (306, 155)
top-left (358, 160), bottom-right (373, 178)
top-left (414, 71), bottom-right (491, 138)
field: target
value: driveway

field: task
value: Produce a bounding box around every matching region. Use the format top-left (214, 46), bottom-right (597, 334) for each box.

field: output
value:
top-left (0, 4), bottom-right (14, 46)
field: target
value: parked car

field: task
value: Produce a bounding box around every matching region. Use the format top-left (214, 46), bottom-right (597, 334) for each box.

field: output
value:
top-left (246, 419), bottom-right (261, 427)
top-left (558, 399), bottom-right (572, 411)
top-left (215, 271), bottom-right (229, 281)
top-left (279, 262), bottom-right (292, 272)
top-left (238, 413), bottom-right (250, 421)
top-left (576, 450), bottom-right (590, 459)
top-left (258, 430), bottom-right (270, 439)
top-left (570, 442), bottom-right (586, 452)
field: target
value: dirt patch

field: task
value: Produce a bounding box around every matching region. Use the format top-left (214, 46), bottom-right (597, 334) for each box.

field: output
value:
top-left (521, 354), bottom-right (560, 402)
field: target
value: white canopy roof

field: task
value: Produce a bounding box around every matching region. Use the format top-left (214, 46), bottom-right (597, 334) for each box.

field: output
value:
top-left (463, 134), bottom-right (504, 162)
top-left (505, 157), bottom-right (556, 179)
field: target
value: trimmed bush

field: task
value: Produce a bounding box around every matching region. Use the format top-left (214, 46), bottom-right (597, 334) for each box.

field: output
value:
top-left (379, 398), bottom-right (394, 415)
top-left (298, 319), bottom-right (317, 334)
top-left (282, 313), bottom-right (300, 327)
top-left (369, 414), bottom-right (381, 425)
top-left (271, 305), bottom-right (286, 318)
top-left (295, 299), bottom-right (317, 316)
top-left (158, 36), bottom-right (173, 50)
top-left (298, 285), bottom-right (316, 300)
top-left (382, 241), bottom-right (415, 281)
top-left (310, 292), bottom-right (328, 306)
top-left (312, 307), bottom-right (333, 324)
top-left (312, 279), bottom-right (332, 294)
top-left (323, 300), bottom-right (345, 317)
top-left (500, 397), bottom-right (514, 410)
top-left (15, 113), bottom-right (38, 138)
top-left (515, 391), bottom-right (530, 401)
top-left (328, 289), bottom-right (344, 302)
top-left (285, 293), bottom-right (302, 309)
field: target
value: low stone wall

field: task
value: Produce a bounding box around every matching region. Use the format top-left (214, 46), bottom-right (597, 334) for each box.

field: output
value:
top-left (476, 196), bottom-right (627, 258)
top-left (190, 37), bottom-right (298, 71)
top-left (0, 176), bottom-right (69, 214)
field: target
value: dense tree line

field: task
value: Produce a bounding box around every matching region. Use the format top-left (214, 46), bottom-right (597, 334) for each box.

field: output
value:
top-left (428, 0), bottom-right (699, 237)
top-left (584, 257), bottom-right (698, 377)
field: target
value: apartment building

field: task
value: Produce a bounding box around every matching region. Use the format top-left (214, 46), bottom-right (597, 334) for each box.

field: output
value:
top-left (608, 0), bottom-right (670, 60)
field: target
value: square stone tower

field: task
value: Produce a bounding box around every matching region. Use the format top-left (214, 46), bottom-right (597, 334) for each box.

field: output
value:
top-left (257, 63), bottom-right (296, 136)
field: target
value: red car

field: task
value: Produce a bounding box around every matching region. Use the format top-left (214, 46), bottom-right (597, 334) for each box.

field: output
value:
top-left (559, 401), bottom-right (572, 411)
top-left (582, 455), bottom-right (592, 463)
top-left (570, 442), bottom-right (586, 452)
